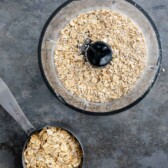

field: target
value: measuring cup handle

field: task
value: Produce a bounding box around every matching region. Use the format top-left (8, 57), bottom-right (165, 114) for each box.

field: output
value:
top-left (0, 78), bottom-right (35, 135)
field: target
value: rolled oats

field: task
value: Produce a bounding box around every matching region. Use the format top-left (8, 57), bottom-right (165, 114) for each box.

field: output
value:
top-left (24, 127), bottom-right (83, 168)
top-left (54, 10), bottom-right (147, 103)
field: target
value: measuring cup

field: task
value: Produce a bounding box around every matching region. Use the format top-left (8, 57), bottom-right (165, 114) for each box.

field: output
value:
top-left (0, 78), bottom-right (84, 167)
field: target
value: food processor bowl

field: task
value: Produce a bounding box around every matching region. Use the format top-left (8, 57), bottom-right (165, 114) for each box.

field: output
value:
top-left (39, 0), bottom-right (161, 114)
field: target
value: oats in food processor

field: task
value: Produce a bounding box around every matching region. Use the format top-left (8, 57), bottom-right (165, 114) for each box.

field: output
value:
top-left (54, 9), bottom-right (148, 103)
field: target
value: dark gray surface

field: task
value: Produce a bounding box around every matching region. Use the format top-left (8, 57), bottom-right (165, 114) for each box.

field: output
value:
top-left (0, 0), bottom-right (167, 168)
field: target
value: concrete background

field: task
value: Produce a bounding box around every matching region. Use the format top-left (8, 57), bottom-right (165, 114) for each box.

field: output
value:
top-left (0, 0), bottom-right (167, 167)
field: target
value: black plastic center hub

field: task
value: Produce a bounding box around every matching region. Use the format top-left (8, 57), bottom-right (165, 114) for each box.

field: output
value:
top-left (86, 41), bottom-right (112, 68)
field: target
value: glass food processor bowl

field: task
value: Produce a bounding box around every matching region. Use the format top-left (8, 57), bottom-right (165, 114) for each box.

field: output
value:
top-left (38, 0), bottom-right (161, 114)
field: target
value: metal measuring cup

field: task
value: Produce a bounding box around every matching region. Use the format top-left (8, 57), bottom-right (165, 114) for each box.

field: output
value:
top-left (0, 78), bottom-right (84, 168)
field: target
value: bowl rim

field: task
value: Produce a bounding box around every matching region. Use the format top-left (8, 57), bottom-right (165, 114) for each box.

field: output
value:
top-left (38, 0), bottom-right (162, 115)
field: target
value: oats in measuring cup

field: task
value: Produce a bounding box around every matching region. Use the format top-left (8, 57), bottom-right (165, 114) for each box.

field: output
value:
top-left (24, 127), bottom-right (83, 168)
top-left (54, 9), bottom-right (148, 103)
